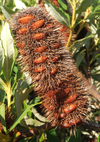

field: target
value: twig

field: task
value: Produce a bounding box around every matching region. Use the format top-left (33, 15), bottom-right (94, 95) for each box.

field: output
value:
top-left (15, 122), bottom-right (53, 142)
top-left (82, 120), bottom-right (100, 132)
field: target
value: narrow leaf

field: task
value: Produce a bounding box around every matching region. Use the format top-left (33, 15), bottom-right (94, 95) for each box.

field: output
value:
top-left (8, 103), bottom-right (41, 133)
top-left (46, 129), bottom-right (60, 142)
top-left (76, 0), bottom-right (94, 14)
top-left (76, 50), bottom-right (85, 68)
top-left (97, 133), bottom-right (100, 142)
top-left (70, 35), bottom-right (93, 52)
top-left (0, 40), bottom-right (4, 72)
top-left (44, 0), bottom-right (70, 28)
top-left (0, 89), bottom-right (6, 102)
top-left (0, 103), bottom-right (6, 133)
top-left (0, 6), bottom-right (11, 20)
top-left (92, 74), bottom-right (100, 82)
top-left (1, 22), bottom-right (15, 82)
top-left (58, 0), bottom-right (67, 10)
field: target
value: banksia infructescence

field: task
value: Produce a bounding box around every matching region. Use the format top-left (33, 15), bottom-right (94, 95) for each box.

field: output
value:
top-left (11, 5), bottom-right (88, 129)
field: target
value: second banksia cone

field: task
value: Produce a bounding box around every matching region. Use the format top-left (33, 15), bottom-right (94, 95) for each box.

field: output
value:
top-left (12, 5), bottom-right (88, 129)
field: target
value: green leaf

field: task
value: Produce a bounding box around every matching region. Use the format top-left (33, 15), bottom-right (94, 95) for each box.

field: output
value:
top-left (39, 133), bottom-right (45, 142)
top-left (8, 102), bottom-right (41, 134)
top-left (68, 128), bottom-right (81, 142)
top-left (58, 0), bottom-right (67, 10)
top-left (0, 89), bottom-right (6, 102)
top-left (15, 79), bottom-right (32, 127)
top-left (44, 0), bottom-right (70, 28)
top-left (70, 35), bottom-right (93, 53)
top-left (0, 6), bottom-right (11, 20)
top-left (97, 133), bottom-right (100, 142)
top-left (86, 12), bottom-right (100, 20)
top-left (0, 40), bottom-right (4, 72)
top-left (1, 22), bottom-right (15, 82)
top-left (76, 0), bottom-right (94, 14)
top-left (31, 107), bottom-right (47, 122)
top-left (76, 50), bottom-right (85, 68)
top-left (46, 128), bottom-right (60, 142)
top-left (92, 74), bottom-right (100, 82)
top-left (0, 103), bottom-right (7, 133)
top-left (25, 118), bottom-right (44, 127)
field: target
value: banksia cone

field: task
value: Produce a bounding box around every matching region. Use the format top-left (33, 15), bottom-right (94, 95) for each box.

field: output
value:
top-left (11, 5), bottom-right (88, 129)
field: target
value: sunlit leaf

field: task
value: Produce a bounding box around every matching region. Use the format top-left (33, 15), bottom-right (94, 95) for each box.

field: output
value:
top-left (13, 0), bottom-right (27, 11)
top-left (1, 22), bottom-right (15, 82)
top-left (0, 103), bottom-right (6, 133)
top-left (25, 118), bottom-right (44, 126)
top-left (39, 133), bottom-right (45, 142)
top-left (31, 107), bottom-right (47, 122)
top-left (44, 0), bottom-right (70, 28)
top-left (0, 40), bottom-right (4, 72)
top-left (97, 133), bottom-right (100, 142)
top-left (0, 6), bottom-right (11, 20)
top-left (58, 0), bottom-right (67, 10)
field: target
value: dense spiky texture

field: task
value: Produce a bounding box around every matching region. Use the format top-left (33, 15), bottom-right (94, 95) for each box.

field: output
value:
top-left (11, 5), bottom-right (88, 129)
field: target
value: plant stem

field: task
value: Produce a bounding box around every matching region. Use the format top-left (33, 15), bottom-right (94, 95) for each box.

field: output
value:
top-left (7, 82), bottom-right (12, 108)
top-left (66, 0), bottom-right (77, 47)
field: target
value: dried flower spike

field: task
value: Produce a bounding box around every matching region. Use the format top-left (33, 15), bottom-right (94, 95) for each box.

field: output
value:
top-left (11, 5), bottom-right (88, 130)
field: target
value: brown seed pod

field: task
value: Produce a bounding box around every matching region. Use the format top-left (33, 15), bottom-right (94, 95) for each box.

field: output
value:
top-left (11, 5), bottom-right (88, 130)
top-left (18, 15), bottom-right (34, 24)
top-left (33, 46), bottom-right (47, 52)
top-left (33, 33), bottom-right (46, 40)
top-left (64, 104), bottom-right (77, 114)
top-left (65, 94), bottom-right (77, 103)
top-left (17, 41), bottom-right (25, 48)
top-left (18, 27), bottom-right (28, 34)
top-left (31, 19), bottom-right (44, 29)
top-left (33, 66), bottom-right (45, 72)
top-left (33, 56), bottom-right (48, 64)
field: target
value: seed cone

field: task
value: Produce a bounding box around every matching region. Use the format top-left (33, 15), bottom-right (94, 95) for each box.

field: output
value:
top-left (11, 5), bottom-right (88, 129)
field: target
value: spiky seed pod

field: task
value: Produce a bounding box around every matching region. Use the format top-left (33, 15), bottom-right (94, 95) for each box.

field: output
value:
top-left (11, 5), bottom-right (88, 129)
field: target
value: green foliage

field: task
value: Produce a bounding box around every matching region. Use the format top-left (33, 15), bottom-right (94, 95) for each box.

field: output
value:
top-left (0, 103), bottom-right (6, 133)
top-left (46, 129), bottom-right (60, 142)
top-left (44, 0), bottom-right (70, 28)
